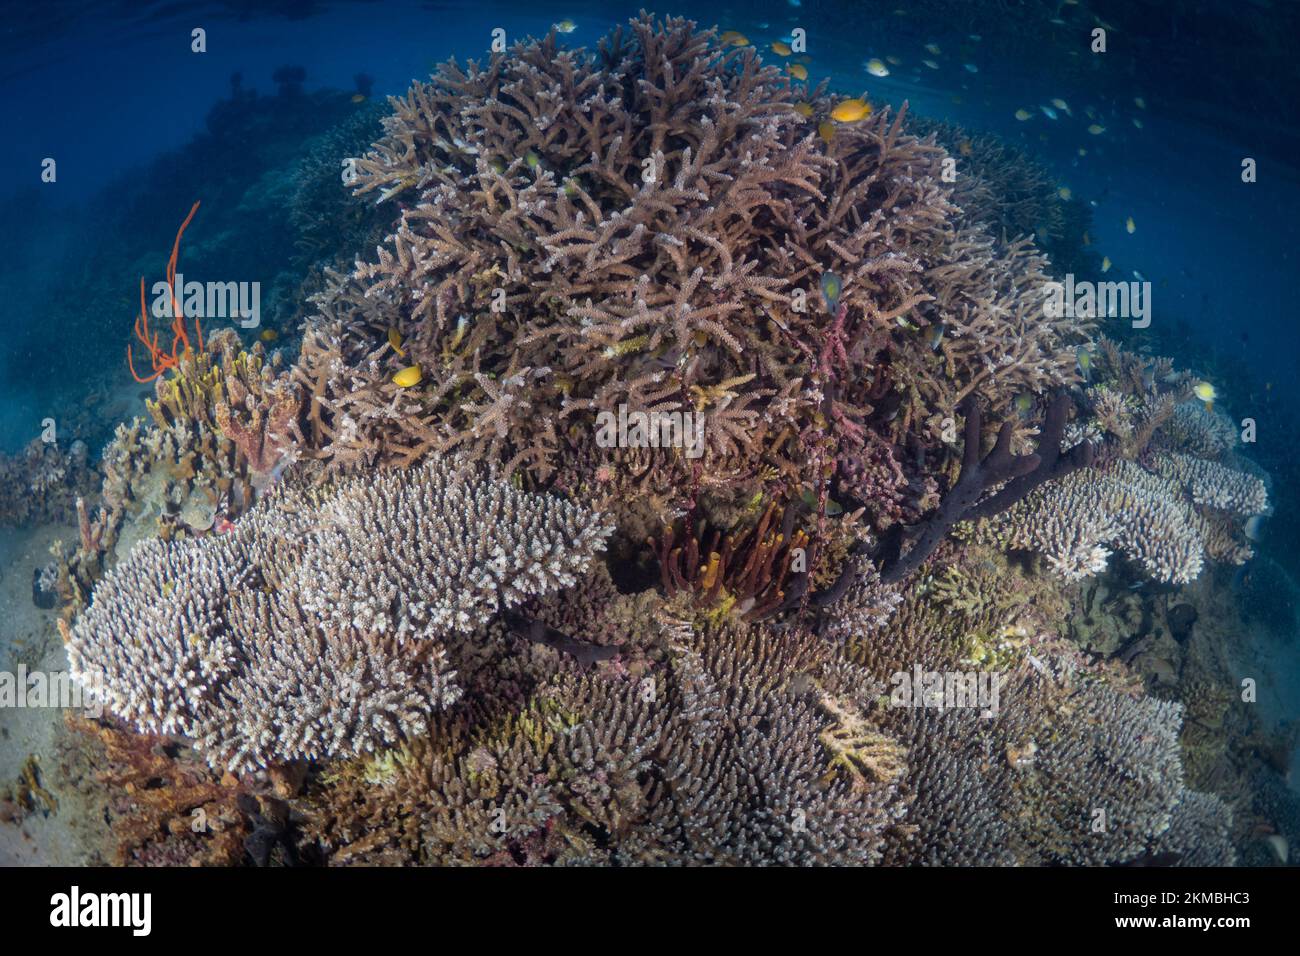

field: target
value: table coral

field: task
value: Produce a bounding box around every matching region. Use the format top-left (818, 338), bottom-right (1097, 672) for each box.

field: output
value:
top-left (67, 457), bottom-right (612, 772)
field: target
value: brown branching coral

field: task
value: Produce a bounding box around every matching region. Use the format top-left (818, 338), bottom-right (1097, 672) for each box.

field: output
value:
top-left (64, 715), bottom-right (251, 866)
top-left (910, 117), bottom-right (1067, 243)
top-left (297, 13), bottom-right (1085, 537)
top-left (51, 15), bottom-right (1269, 870)
top-left (305, 610), bottom-right (909, 865)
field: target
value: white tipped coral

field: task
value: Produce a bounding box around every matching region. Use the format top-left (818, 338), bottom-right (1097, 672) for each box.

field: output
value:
top-left (68, 457), bottom-right (612, 773)
top-left (982, 460), bottom-right (1206, 584)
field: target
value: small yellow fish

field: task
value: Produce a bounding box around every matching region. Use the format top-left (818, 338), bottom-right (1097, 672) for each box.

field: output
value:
top-left (1087, 124), bottom-right (1105, 135)
top-left (788, 63), bottom-right (808, 80)
top-left (1132, 117), bottom-right (1143, 129)
top-left (818, 120), bottom-right (836, 145)
top-left (1014, 109), bottom-right (1032, 121)
top-left (350, 93), bottom-right (366, 103)
top-left (793, 102), bottom-right (814, 118)
top-left (1134, 96), bottom-right (1146, 109)
top-left (554, 19), bottom-right (577, 34)
top-left (719, 30), bottom-right (750, 47)
top-left (923, 59), bottom-right (940, 69)
top-left (1077, 147), bottom-right (1087, 156)
top-left (1075, 348), bottom-right (1093, 381)
top-left (1101, 256), bottom-right (1111, 272)
top-left (1125, 216), bottom-right (1135, 234)
top-left (259, 328), bottom-right (279, 342)
top-left (886, 55), bottom-right (902, 65)
top-left (771, 40), bottom-right (792, 55)
top-left (958, 139), bottom-right (972, 156)
top-left (449, 314), bottom-right (469, 351)
top-left (1082, 231), bottom-right (1091, 246)
top-left (387, 327), bottom-right (406, 357)
top-left (393, 365), bottom-right (422, 388)
top-left (524, 150), bottom-right (541, 170)
top-left (1193, 381), bottom-right (1216, 408)
top-left (1050, 97), bottom-right (1071, 114)
top-left (924, 43), bottom-right (941, 55)
top-left (830, 98), bottom-right (872, 122)
top-left (865, 58), bottom-right (889, 77)
top-left (1058, 186), bottom-right (1072, 200)
top-left (602, 334), bottom-right (650, 358)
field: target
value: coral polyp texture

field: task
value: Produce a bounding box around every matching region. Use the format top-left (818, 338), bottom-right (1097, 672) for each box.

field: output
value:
top-left (67, 457), bottom-right (612, 772)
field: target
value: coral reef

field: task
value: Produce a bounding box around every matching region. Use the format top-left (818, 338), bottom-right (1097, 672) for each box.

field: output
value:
top-left (304, 608), bottom-right (910, 865)
top-left (0, 437), bottom-right (97, 528)
top-left (978, 449), bottom-right (1268, 584)
top-left (51, 330), bottom-right (306, 614)
top-left (44, 15), bottom-right (1282, 870)
top-left (910, 117), bottom-right (1066, 243)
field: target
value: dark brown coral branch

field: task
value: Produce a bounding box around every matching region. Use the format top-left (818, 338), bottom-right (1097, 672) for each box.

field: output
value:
top-left (879, 394), bottom-right (1092, 584)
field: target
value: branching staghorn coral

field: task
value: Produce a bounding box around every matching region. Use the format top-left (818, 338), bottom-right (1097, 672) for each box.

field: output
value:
top-left (67, 457), bottom-right (612, 773)
top-left (304, 609), bottom-right (909, 865)
top-left (909, 117), bottom-right (1067, 243)
top-left (296, 14), bottom-right (1085, 534)
top-left (53, 15), bottom-right (1268, 869)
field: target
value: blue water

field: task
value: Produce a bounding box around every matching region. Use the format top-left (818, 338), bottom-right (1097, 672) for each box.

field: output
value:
top-left (3, 1), bottom-right (1297, 441)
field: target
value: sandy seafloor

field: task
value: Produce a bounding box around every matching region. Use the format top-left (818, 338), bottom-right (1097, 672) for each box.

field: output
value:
top-left (0, 374), bottom-right (154, 863)
top-left (0, 522), bottom-right (113, 865)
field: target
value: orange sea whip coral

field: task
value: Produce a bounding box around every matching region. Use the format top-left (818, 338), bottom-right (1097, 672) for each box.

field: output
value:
top-left (127, 201), bottom-right (203, 384)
